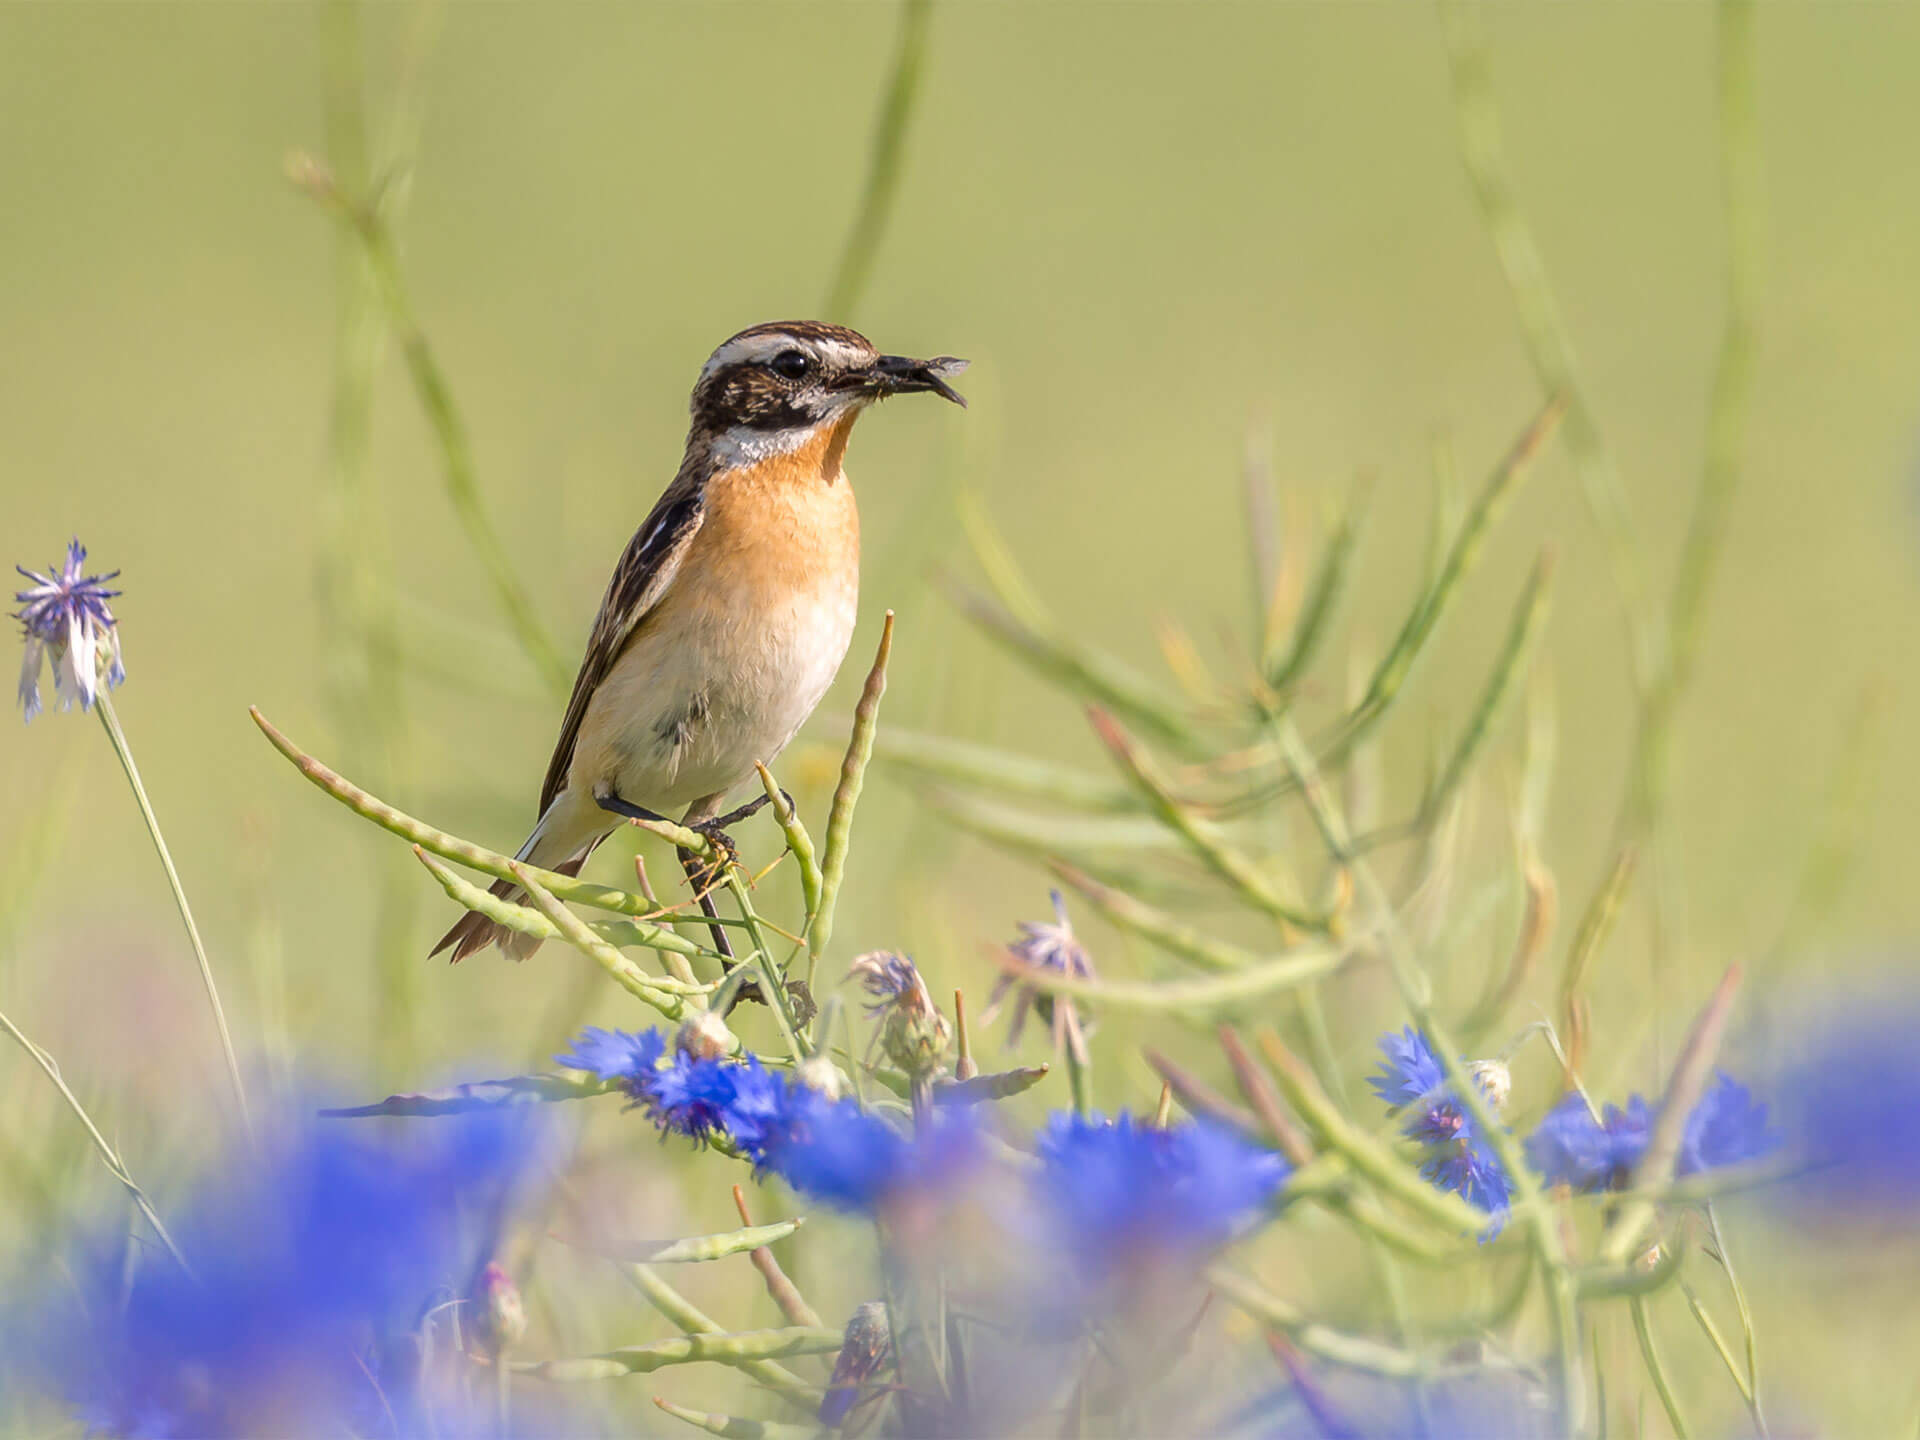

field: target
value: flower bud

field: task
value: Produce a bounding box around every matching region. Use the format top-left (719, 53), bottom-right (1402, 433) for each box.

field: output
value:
top-left (849, 951), bottom-right (951, 1081)
top-left (676, 1010), bottom-right (736, 1061)
top-left (1467, 1059), bottom-right (1512, 1115)
top-left (473, 1262), bottom-right (526, 1356)
top-left (795, 1053), bottom-right (848, 1100)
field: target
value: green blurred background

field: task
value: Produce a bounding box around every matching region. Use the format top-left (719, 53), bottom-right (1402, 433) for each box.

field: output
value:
top-left (4, 2), bottom-right (1919, 1432)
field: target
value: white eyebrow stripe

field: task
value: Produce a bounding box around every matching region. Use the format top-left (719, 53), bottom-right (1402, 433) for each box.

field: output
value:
top-left (698, 332), bottom-right (871, 382)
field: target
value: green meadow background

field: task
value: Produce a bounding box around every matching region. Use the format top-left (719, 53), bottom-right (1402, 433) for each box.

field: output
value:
top-left (4, 3), bottom-right (1919, 1433)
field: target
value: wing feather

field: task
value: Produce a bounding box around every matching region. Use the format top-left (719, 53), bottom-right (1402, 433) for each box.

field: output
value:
top-left (538, 477), bottom-right (706, 815)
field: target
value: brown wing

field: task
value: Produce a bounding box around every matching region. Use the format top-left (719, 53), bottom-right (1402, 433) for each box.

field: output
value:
top-left (538, 473), bottom-right (706, 816)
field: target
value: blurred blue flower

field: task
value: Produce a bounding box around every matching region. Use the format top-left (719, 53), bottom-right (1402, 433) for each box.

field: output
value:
top-left (1367, 1026), bottom-right (1446, 1110)
top-left (1368, 1028), bottom-right (1512, 1233)
top-left (14, 539), bottom-right (124, 721)
top-left (1681, 1073), bottom-right (1777, 1176)
top-left (556, 1025), bottom-right (664, 1091)
top-left (1525, 1095), bottom-right (1649, 1193)
top-left (1032, 1113), bottom-right (1288, 1272)
top-left (15, 1107), bottom-right (551, 1439)
top-left (760, 1084), bottom-right (981, 1214)
top-left (1421, 1140), bottom-right (1513, 1230)
top-left (1764, 989), bottom-right (1920, 1214)
top-left (1524, 1074), bottom-right (1776, 1195)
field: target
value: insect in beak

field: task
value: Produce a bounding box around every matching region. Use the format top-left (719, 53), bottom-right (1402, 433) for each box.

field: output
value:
top-left (862, 354), bottom-right (970, 407)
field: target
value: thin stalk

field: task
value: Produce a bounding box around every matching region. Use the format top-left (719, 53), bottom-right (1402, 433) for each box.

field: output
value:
top-left (1089, 708), bottom-right (1332, 933)
top-left (1208, 1268), bottom-right (1432, 1379)
top-left (1705, 1203), bottom-right (1769, 1436)
top-left (511, 864), bottom-right (713, 1026)
top-left (1440, 0), bottom-right (1651, 685)
top-left (1631, 1296), bottom-right (1691, 1440)
top-left (95, 694), bottom-right (249, 1137)
top-left (1264, 477), bottom-right (1373, 692)
top-left (756, 763), bottom-right (823, 926)
top-left (823, 0), bottom-right (932, 321)
top-left (0, 1007), bottom-right (188, 1273)
top-left (1681, 1283), bottom-right (1754, 1409)
top-left (813, 613), bottom-right (894, 967)
top-left (625, 1264), bottom-right (819, 1406)
top-left (1620, 0), bottom-right (1761, 844)
top-left (252, 705), bottom-right (712, 912)
top-left (1064, 1044), bottom-right (1090, 1118)
top-left (732, 1185), bottom-right (822, 1330)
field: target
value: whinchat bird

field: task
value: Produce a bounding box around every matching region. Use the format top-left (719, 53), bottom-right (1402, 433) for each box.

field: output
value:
top-left (433, 321), bottom-right (967, 965)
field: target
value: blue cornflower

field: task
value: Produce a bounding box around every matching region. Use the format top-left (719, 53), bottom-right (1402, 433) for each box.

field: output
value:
top-left (557, 1026), bottom-right (783, 1148)
top-left (1525, 1095), bottom-right (1649, 1193)
top-left (1524, 1075), bottom-right (1776, 1195)
top-left (1422, 1139), bottom-right (1513, 1226)
top-left (559, 1026), bottom-right (981, 1212)
top-left (14, 1106), bottom-right (551, 1439)
top-left (645, 1050), bottom-right (782, 1146)
top-left (14, 539), bottom-right (124, 721)
top-left (1368, 1026), bottom-right (1447, 1110)
top-left (1369, 1029), bottom-right (1513, 1233)
top-left (556, 1025), bottom-right (665, 1091)
top-left (1032, 1112), bottom-right (1288, 1272)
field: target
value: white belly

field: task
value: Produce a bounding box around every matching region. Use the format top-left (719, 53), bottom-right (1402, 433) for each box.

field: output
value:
top-left (583, 578), bottom-right (858, 815)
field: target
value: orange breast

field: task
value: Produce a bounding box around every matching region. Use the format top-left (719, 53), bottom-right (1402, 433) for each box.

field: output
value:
top-left (683, 412), bottom-right (862, 609)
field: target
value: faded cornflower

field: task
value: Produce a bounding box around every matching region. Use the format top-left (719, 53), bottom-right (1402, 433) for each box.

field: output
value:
top-left (985, 890), bottom-right (1097, 1064)
top-left (14, 539), bottom-right (124, 721)
top-left (850, 950), bottom-right (951, 1080)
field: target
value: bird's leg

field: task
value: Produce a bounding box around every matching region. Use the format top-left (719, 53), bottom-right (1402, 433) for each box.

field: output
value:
top-left (596, 790), bottom-right (757, 999)
top-left (694, 790), bottom-right (794, 835)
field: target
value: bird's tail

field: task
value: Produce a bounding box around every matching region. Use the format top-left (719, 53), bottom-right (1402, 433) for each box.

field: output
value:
top-left (430, 799), bottom-right (609, 963)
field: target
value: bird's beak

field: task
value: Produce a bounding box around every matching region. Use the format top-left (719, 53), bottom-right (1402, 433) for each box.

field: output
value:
top-left (863, 354), bottom-right (970, 407)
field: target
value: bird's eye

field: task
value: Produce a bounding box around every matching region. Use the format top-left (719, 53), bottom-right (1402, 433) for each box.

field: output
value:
top-left (769, 349), bottom-right (811, 381)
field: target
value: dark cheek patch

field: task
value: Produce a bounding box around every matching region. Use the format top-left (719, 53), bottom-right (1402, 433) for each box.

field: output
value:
top-left (696, 372), bottom-right (828, 433)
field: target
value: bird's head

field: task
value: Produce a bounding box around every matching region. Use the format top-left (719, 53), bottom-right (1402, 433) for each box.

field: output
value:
top-left (690, 321), bottom-right (967, 467)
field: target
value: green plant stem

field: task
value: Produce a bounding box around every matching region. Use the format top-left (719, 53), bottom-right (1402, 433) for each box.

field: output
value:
top-left (0, 1006), bottom-right (189, 1273)
top-left (823, 0), bottom-right (932, 321)
top-left (625, 1264), bottom-right (819, 1406)
top-left (1632, 1296), bottom-right (1690, 1440)
top-left (813, 612), bottom-right (894, 970)
top-left (1064, 1043), bottom-right (1090, 1118)
top-left (318, 0), bottom-right (424, 1087)
top-left (1705, 1203), bottom-right (1769, 1435)
top-left (1440, 0), bottom-right (1651, 686)
top-left (96, 694), bottom-right (250, 1138)
top-left (1620, 0), bottom-right (1759, 846)
top-left (1681, 1283), bottom-right (1754, 1410)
